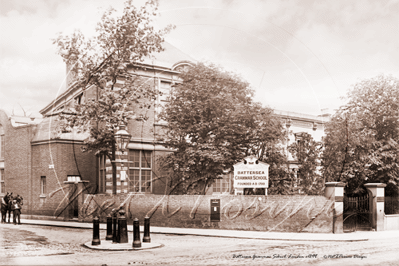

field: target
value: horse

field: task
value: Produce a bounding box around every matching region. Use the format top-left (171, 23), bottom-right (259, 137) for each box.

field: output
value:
top-left (1, 194), bottom-right (7, 223)
top-left (11, 195), bottom-right (23, 225)
top-left (1, 192), bottom-right (12, 223)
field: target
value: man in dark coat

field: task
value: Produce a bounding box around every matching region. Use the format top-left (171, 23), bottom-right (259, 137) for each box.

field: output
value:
top-left (11, 195), bottom-right (22, 225)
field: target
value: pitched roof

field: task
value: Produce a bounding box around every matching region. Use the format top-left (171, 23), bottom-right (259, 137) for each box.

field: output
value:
top-left (142, 41), bottom-right (196, 69)
top-left (31, 116), bottom-right (89, 143)
top-left (40, 42), bottom-right (196, 116)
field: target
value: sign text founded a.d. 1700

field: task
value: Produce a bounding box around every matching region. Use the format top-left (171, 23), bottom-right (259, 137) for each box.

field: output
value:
top-left (233, 156), bottom-right (269, 189)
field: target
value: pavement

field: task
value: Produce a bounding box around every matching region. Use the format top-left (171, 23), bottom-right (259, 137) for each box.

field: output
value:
top-left (83, 240), bottom-right (164, 251)
top-left (14, 215), bottom-right (399, 244)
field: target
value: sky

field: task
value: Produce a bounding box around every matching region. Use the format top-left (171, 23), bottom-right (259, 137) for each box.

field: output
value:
top-left (0, 0), bottom-right (398, 117)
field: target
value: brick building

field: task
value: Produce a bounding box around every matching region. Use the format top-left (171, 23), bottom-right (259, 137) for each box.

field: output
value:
top-left (210, 110), bottom-right (330, 195)
top-left (0, 42), bottom-right (195, 218)
top-left (0, 111), bottom-right (43, 215)
top-left (1, 41), bottom-right (331, 217)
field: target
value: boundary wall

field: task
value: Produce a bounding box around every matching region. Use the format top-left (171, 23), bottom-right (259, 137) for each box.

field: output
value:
top-left (79, 194), bottom-right (334, 233)
top-left (385, 214), bottom-right (399, 230)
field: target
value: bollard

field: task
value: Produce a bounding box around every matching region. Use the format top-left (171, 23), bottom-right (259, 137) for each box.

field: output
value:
top-left (112, 210), bottom-right (118, 243)
top-left (132, 218), bottom-right (141, 248)
top-left (106, 213), bottom-right (113, 240)
top-left (91, 216), bottom-right (101, 246)
top-left (143, 216), bottom-right (151, 243)
top-left (118, 209), bottom-right (128, 243)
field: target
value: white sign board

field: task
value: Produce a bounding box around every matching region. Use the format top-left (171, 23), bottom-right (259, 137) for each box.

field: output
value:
top-left (120, 171), bottom-right (126, 181)
top-left (233, 156), bottom-right (269, 189)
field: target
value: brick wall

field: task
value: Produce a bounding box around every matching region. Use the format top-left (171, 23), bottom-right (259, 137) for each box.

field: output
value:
top-left (81, 194), bottom-right (333, 233)
top-left (29, 142), bottom-right (96, 217)
top-left (0, 110), bottom-right (9, 197)
top-left (4, 123), bottom-right (33, 211)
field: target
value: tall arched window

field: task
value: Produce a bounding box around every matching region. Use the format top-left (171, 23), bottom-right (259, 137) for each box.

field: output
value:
top-left (98, 155), bottom-right (106, 193)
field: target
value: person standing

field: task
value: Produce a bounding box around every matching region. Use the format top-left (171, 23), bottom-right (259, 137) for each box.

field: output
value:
top-left (1, 194), bottom-right (7, 223)
top-left (11, 195), bottom-right (22, 225)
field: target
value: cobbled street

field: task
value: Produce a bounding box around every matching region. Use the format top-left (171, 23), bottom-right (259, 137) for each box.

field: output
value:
top-left (1, 224), bottom-right (399, 266)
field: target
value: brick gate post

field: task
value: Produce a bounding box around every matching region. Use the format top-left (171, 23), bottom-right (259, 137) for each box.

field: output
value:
top-left (325, 182), bottom-right (345, 234)
top-left (364, 183), bottom-right (386, 231)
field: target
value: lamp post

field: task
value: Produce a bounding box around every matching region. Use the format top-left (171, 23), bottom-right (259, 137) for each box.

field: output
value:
top-left (115, 124), bottom-right (131, 153)
top-left (111, 124), bottom-right (131, 195)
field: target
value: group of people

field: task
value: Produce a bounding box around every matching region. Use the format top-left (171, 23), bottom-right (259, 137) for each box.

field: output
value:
top-left (1, 192), bottom-right (23, 225)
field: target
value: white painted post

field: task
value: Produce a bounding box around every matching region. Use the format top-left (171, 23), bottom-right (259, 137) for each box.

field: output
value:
top-left (325, 182), bottom-right (345, 233)
top-left (365, 183), bottom-right (386, 231)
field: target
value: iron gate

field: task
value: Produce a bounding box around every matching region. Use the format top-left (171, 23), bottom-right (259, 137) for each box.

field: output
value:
top-left (343, 193), bottom-right (372, 232)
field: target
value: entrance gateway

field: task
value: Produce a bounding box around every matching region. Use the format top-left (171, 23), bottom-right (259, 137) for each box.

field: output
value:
top-left (233, 156), bottom-right (269, 195)
top-left (343, 191), bottom-right (372, 232)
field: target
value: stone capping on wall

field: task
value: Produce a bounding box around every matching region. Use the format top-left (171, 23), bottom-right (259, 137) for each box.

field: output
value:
top-left (364, 183), bottom-right (387, 188)
top-left (325, 182), bottom-right (345, 187)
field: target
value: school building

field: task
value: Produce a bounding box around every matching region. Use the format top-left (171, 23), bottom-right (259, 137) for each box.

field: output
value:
top-left (0, 42), bottom-right (330, 218)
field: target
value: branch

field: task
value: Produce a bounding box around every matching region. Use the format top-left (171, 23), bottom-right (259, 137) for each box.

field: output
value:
top-left (85, 49), bottom-right (116, 86)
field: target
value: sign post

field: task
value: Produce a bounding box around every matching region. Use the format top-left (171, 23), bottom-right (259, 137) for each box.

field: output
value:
top-left (233, 156), bottom-right (269, 195)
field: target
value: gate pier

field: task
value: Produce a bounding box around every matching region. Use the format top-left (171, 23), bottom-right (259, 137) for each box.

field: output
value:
top-left (325, 182), bottom-right (387, 233)
top-left (325, 182), bottom-right (345, 234)
top-left (364, 183), bottom-right (386, 231)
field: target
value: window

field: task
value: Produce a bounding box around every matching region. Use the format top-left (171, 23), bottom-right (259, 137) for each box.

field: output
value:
top-left (0, 125), bottom-right (4, 159)
top-left (128, 150), bottom-right (152, 193)
top-left (213, 173), bottom-right (231, 193)
top-left (0, 169), bottom-right (4, 194)
top-left (75, 92), bottom-right (84, 105)
top-left (40, 176), bottom-right (46, 195)
top-left (0, 135), bottom-right (3, 159)
top-left (159, 81), bottom-right (171, 102)
top-left (155, 80), bottom-right (171, 123)
top-left (98, 155), bottom-right (106, 193)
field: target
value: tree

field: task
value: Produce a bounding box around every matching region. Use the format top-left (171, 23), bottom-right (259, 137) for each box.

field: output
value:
top-left (288, 132), bottom-right (323, 195)
top-left (159, 62), bottom-right (284, 195)
top-left (262, 145), bottom-right (296, 195)
top-left (322, 74), bottom-right (399, 195)
top-left (53, 0), bottom-right (173, 195)
top-left (250, 109), bottom-right (294, 195)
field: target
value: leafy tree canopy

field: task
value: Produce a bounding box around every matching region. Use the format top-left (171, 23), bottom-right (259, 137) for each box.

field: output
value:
top-left (53, 0), bottom-right (173, 159)
top-left (322, 74), bottom-right (399, 195)
top-left (288, 132), bottom-right (323, 195)
top-left (262, 145), bottom-right (296, 195)
top-left (159, 62), bottom-right (285, 194)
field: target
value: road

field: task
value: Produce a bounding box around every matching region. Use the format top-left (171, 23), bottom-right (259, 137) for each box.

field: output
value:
top-left (1, 223), bottom-right (398, 266)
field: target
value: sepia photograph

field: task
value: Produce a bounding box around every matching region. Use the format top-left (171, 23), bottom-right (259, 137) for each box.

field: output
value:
top-left (1, 0), bottom-right (398, 265)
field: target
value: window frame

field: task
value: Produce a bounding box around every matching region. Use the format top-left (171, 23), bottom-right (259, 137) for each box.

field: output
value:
top-left (40, 176), bottom-right (46, 196)
top-left (213, 173), bottom-right (232, 194)
top-left (128, 150), bottom-right (153, 193)
top-left (0, 169), bottom-right (4, 194)
top-left (75, 92), bottom-right (84, 105)
top-left (155, 79), bottom-right (171, 124)
top-left (98, 155), bottom-right (106, 193)
top-left (0, 129), bottom-right (4, 160)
